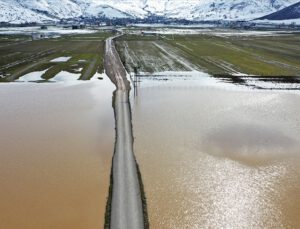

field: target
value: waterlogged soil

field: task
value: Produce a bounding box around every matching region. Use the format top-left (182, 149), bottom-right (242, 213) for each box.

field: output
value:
top-left (131, 75), bottom-right (300, 228)
top-left (214, 75), bottom-right (300, 90)
top-left (0, 77), bottom-right (115, 229)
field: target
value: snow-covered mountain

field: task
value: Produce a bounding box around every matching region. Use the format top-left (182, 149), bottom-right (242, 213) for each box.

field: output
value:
top-left (0, 0), bottom-right (299, 23)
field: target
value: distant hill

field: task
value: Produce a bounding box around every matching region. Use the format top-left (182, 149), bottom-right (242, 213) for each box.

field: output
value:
top-left (259, 2), bottom-right (300, 20)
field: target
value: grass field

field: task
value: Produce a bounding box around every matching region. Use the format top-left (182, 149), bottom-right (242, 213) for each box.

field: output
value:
top-left (115, 35), bottom-right (198, 73)
top-left (0, 32), bottom-right (112, 82)
top-left (116, 32), bottom-right (300, 76)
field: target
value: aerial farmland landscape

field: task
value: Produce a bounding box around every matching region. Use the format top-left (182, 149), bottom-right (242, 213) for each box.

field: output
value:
top-left (0, 1), bottom-right (300, 229)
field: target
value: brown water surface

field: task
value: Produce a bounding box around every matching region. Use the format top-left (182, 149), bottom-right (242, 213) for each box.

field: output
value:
top-left (132, 75), bottom-right (300, 228)
top-left (0, 78), bottom-right (115, 229)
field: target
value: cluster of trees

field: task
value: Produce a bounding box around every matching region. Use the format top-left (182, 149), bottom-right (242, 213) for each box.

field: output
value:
top-left (0, 22), bottom-right (38, 27)
top-left (59, 15), bottom-right (211, 26)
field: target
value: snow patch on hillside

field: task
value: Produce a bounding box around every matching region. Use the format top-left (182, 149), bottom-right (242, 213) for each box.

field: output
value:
top-left (255, 18), bottom-right (300, 25)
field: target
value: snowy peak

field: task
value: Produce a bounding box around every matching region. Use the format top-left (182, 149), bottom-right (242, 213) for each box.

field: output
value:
top-left (161, 0), bottom-right (299, 20)
top-left (0, 0), bottom-right (299, 23)
top-left (17, 0), bottom-right (82, 18)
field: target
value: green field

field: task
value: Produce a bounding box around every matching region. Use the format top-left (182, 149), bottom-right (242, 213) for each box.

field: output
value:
top-left (116, 32), bottom-right (300, 76)
top-left (0, 32), bottom-right (112, 82)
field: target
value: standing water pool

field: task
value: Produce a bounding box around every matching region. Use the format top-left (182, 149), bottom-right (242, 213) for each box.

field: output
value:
top-left (131, 73), bottom-right (300, 228)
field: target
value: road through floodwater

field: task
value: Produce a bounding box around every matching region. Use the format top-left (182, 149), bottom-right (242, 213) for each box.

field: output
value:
top-left (131, 74), bottom-right (300, 228)
top-left (104, 37), bottom-right (145, 229)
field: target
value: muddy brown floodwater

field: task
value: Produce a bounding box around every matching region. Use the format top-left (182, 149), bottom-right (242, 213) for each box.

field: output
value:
top-left (0, 77), bottom-right (115, 229)
top-left (131, 74), bottom-right (300, 229)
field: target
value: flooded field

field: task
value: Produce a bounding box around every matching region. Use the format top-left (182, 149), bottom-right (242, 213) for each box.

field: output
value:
top-left (131, 74), bottom-right (300, 228)
top-left (0, 76), bottom-right (115, 229)
top-left (117, 32), bottom-right (300, 77)
top-left (1, 28), bottom-right (300, 228)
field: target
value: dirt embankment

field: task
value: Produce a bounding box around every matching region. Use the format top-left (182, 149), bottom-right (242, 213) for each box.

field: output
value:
top-left (104, 36), bottom-right (148, 229)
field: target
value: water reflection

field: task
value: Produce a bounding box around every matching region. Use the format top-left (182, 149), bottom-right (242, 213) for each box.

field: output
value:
top-left (131, 73), bottom-right (300, 228)
top-left (202, 123), bottom-right (297, 165)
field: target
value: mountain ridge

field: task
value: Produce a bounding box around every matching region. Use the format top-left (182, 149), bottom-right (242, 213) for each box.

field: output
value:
top-left (0, 0), bottom-right (298, 24)
top-left (259, 2), bottom-right (300, 20)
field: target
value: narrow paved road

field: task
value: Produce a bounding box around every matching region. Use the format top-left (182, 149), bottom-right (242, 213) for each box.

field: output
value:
top-left (105, 37), bottom-right (144, 229)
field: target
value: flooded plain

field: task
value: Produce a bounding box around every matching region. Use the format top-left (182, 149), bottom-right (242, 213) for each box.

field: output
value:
top-left (0, 76), bottom-right (115, 229)
top-left (131, 74), bottom-right (300, 228)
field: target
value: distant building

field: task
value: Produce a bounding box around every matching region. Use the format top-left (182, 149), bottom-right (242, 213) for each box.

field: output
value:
top-left (226, 20), bottom-right (255, 29)
top-left (31, 32), bottom-right (58, 40)
top-left (32, 33), bottom-right (46, 40)
top-left (40, 25), bottom-right (48, 30)
top-left (141, 31), bottom-right (157, 36)
top-left (71, 24), bottom-right (85, 29)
